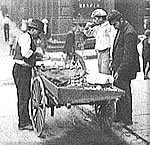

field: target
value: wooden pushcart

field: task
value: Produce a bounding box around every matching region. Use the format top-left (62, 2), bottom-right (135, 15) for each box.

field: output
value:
top-left (29, 61), bottom-right (124, 137)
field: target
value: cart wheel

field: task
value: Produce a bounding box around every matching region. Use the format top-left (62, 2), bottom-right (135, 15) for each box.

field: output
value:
top-left (95, 100), bottom-right (115, 131)
top-left (29, 76), bottom-right (46, 137)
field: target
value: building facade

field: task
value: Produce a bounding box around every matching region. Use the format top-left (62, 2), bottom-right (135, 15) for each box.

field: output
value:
top-left (115, 0), bottom-right (145, 34)
top-left (144, 0), bottom-right (150, 29)
top-left (0, 0), bottom-right (146, 35)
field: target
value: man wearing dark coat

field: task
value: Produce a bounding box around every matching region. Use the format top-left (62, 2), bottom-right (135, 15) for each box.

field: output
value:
top-left (108, 10), bottom-right (140, 125)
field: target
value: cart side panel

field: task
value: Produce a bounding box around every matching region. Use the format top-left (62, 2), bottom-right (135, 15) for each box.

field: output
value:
top-left (40, 74), bottom-right (124, 105)
top-left (58, 87), bottom-right (124, 104)
top-left (40, 75), bottom-right (59, 100)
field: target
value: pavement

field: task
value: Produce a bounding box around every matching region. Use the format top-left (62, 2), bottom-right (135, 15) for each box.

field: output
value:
top-left (1, 17), bottom-right (150, 145)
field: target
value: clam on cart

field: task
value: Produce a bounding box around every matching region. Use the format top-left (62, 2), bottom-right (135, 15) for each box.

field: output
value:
top-left (29, 58), bottom-right (125, 137)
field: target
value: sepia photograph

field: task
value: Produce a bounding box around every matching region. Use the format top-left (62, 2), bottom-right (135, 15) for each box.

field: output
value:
top-left (0, 0), bottom-right (149, 144)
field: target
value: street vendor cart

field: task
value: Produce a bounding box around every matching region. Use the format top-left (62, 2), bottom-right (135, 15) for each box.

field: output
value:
top-left (29, 56), bottom-right (124, 137)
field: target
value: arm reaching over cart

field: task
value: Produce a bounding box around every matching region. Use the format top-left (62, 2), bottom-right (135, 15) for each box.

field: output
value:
top-left (35, 46), bottom-right (50, 61)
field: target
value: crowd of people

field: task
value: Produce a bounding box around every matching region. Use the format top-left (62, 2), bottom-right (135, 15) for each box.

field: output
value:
top-left (1, 8), bottom-right (148, 130)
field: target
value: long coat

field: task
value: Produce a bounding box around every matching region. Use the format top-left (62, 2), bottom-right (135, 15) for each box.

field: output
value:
top-left (63, 30), bottom-right (75, 55)
top-left (112, 21), bottom-right (140, 80)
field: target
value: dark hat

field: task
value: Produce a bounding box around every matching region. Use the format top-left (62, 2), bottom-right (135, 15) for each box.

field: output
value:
top-left (28, 19), bottom-right (44, 32)
top-left (144, 29), bottom-right (150, 36)
top-left (108, 10), bottom-right (123, 23)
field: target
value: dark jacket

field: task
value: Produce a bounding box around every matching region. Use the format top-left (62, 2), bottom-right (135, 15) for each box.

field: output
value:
top-left (112, 21), bottom-right (140, 80)
top-left (142, 37), bottom-right (150, 61)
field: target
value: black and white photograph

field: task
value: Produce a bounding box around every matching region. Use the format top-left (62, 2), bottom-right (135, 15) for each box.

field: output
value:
top-left (0, 0), bottom-right (150, 144)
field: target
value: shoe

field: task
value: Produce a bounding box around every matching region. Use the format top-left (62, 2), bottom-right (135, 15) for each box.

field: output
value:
top-left (19, 124), bottom-right (33, 131)
top-left (144, 75), bottom-right (150, 80)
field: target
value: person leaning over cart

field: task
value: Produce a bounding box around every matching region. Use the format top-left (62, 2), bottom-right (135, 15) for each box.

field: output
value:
top-left (108, 10), bottom-right (140, 125)
top-left (63, 23), bottom-right (87, 76)
top-left (12, 19), bottom-right (44, 130)
top-left (84, 9), bottom-right (116, 75)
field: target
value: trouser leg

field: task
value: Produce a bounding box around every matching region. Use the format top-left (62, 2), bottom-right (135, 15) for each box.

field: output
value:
top-left (143, 57), bottom-right (146, 75)
top-left (4, 27), bottom-right (7, 41)
top-left (4, 24), bottom-right (9, 41)
top-left (145, 62), bottom-right (150, 77)
top-left (97, 48), bottom-right (110, 74)
top-left (6, 27), bottom-right (9, 41)
top-left (9, 45), bottom-right (12, 55)
top-left (114, 79), bottom-right (132, 122)
top-left (12, 64), bottom-right (32, 127)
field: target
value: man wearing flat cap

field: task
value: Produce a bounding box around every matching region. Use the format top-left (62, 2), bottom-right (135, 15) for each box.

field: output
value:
top-left (108, 10), bottom-right (140, 125)
top-left (84, 9), bottom-right (116, 74)
top-left (12, 19), bottom-right (44, 130)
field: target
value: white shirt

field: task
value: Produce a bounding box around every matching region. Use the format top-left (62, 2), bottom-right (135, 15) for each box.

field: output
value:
top-left (21, 19), bottom-right (27, 31)
top-left (3, 16), bottom-right (11, 25)
top-left (18, 32), bottom-right (33, 58)
top-left (14, 32), bottom-right (33, 65)
top-left (84, 21), bottom-right (116, 51)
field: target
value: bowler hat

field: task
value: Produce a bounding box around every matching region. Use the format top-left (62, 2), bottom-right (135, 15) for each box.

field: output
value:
top-left (108, 10), bottom-right (123, 23)
top-left (28, 19), bottom-right (44, 32)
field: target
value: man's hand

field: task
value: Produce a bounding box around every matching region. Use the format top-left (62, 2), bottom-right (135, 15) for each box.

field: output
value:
top-left (107, 76), bottom-right (114, 84)
top-left (109, 60), bottom-right (112, 72)
top-left (114, 72), bottom-right (118, 80)
top-left (84, 22), bottom-right (94, 30)
top-left (25, 49), bottom-right (33, 58)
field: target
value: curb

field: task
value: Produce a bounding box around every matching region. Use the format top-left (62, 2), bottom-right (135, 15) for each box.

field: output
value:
top-left (111, 123), bottom-right (150, 145)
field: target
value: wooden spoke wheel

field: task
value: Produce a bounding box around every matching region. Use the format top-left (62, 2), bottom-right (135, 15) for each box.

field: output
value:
top-left (29, 76), bottom-right (46, 137)
top-left (95, 100), bottom-right (115, 131)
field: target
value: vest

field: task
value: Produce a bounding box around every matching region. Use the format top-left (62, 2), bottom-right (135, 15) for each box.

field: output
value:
top-left (13, 32), bottom-right (36, 66)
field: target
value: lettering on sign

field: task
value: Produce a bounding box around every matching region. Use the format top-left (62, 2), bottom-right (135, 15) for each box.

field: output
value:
top-left (79, 3), bottom-right (101, 8)
top-left (73, 1), bottom-right (103, 19)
